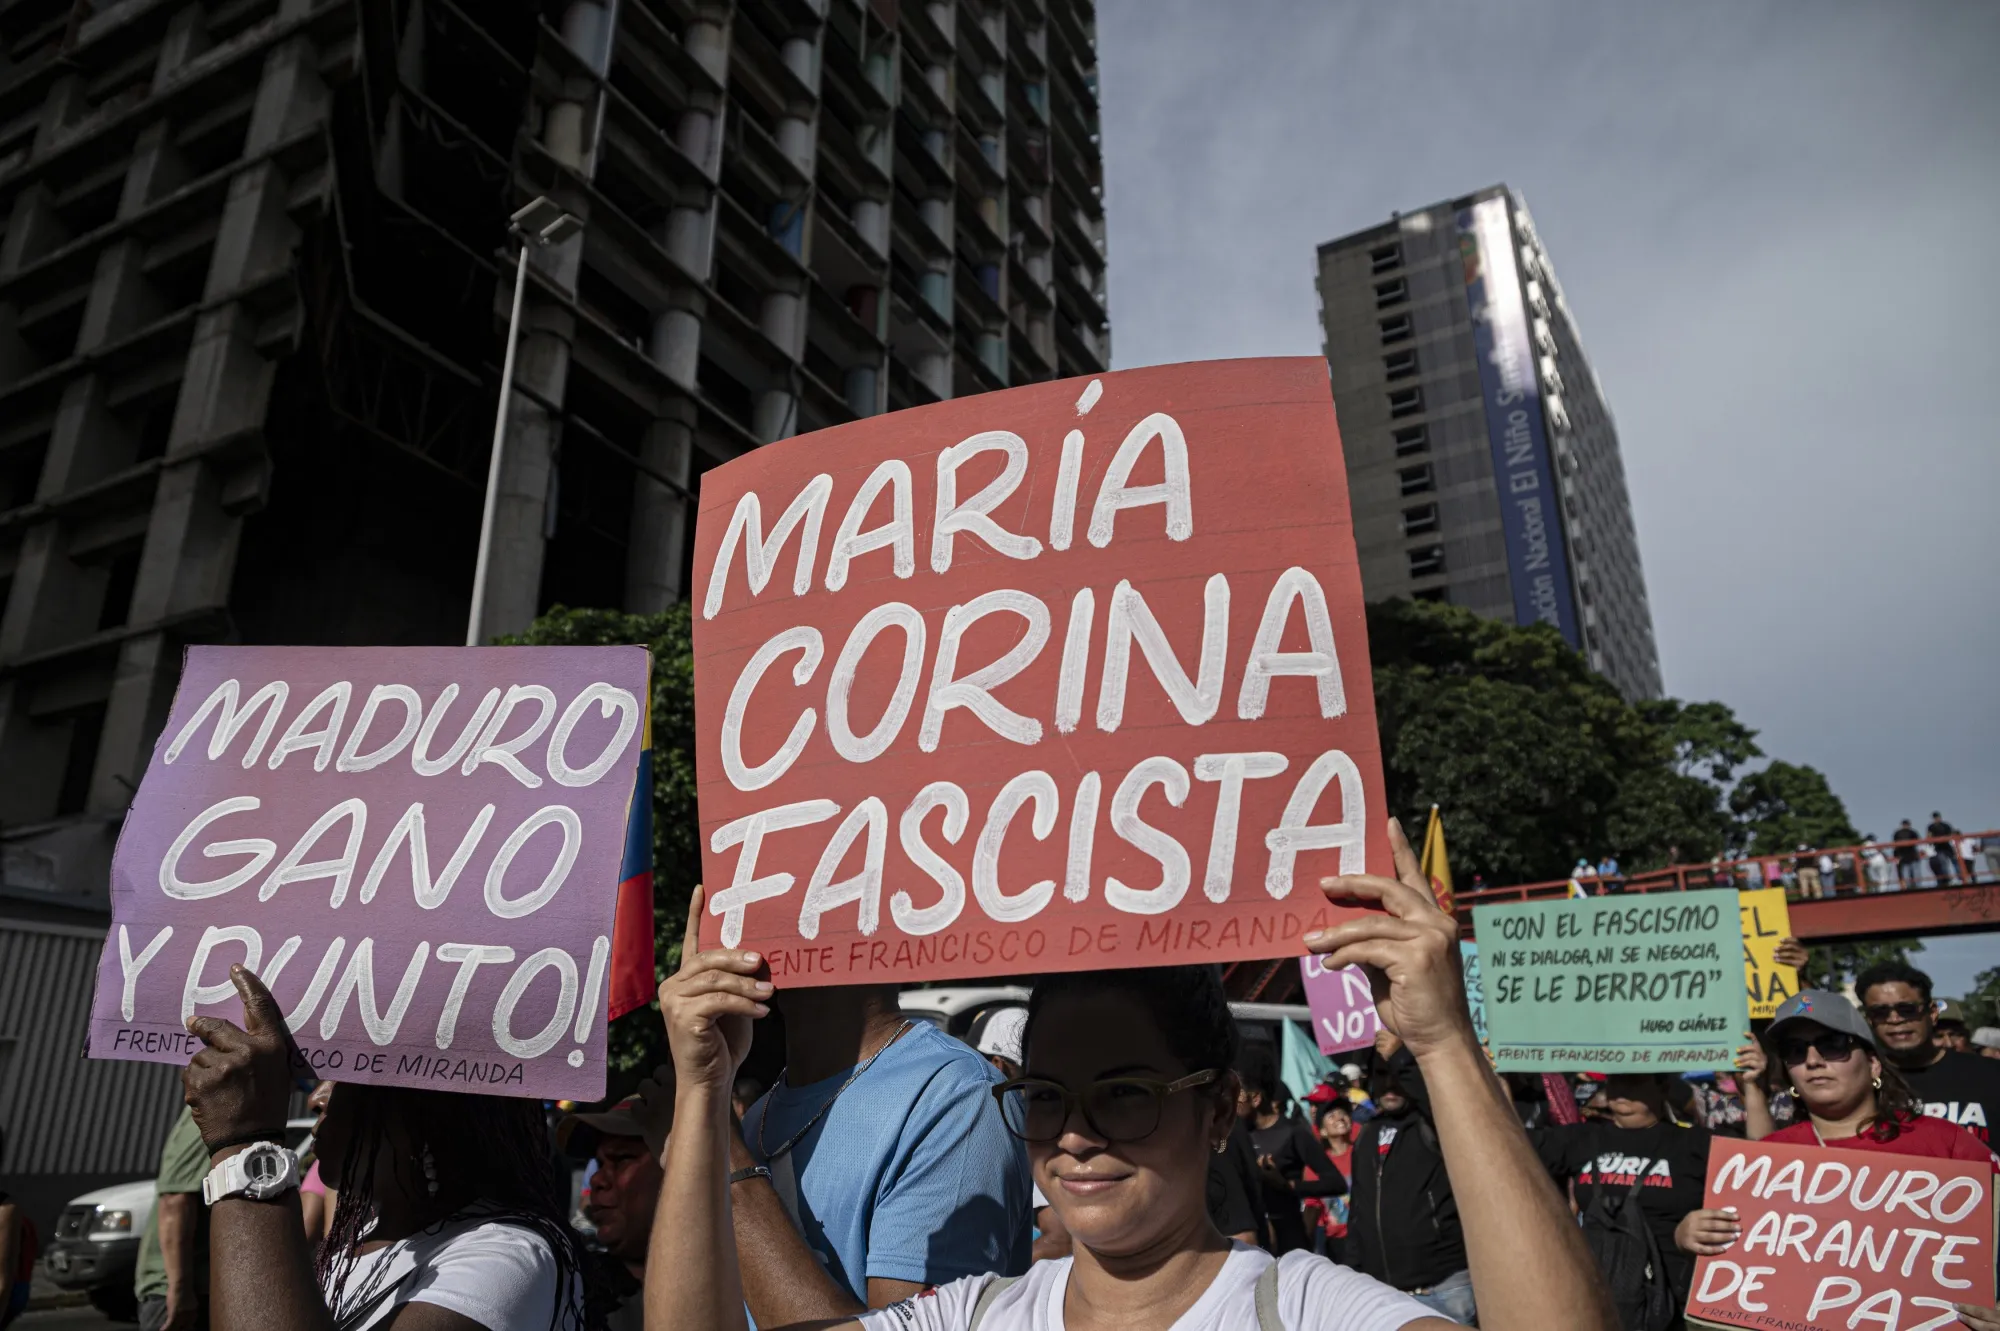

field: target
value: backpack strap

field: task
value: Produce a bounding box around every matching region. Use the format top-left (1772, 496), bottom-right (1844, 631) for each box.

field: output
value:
top-left (968, 1274), bottom-right (1022, 1330)
top-left (1254, 1258), bottom-right (1284, 1331)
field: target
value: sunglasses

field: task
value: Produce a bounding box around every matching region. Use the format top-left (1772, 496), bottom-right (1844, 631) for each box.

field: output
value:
top-left (1777, 1031), bottom-right (1865, 1066)
top-left (1863, 1002), bottom-right (1930, 1024)
top-left (993, 1069), bottom-right (1220, 1144)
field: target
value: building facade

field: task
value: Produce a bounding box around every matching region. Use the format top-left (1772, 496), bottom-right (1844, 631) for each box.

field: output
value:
top-left (0, 0), bottom-right (1108, 1220)
top-left (1316, 184), bottom-right (1660, 701)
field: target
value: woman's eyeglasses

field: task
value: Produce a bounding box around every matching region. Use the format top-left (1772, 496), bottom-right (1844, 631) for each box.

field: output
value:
top-left (1777, 1031), bottom-right (1865, 1066)
top-left (991, 1069), bottom-right (1221, 1144)
top-left (1862, 1001), bottom-right (1929, 1024)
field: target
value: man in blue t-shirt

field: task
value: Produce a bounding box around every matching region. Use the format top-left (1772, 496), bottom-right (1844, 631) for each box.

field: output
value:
top-left (726, 982), bottom-right (1029, 1323)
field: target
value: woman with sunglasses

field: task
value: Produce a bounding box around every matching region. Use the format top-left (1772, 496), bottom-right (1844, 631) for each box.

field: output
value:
top-left (647, 820), bottom-right (1616, 1330)
top-left (1690, 991), bottom-right (2000, 1331)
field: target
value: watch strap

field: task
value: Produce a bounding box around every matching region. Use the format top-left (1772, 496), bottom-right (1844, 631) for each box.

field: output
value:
top-left (728, 1164), bottom-right (773, 1185)
top-left (202, 1141), bottom-right (299, 1204)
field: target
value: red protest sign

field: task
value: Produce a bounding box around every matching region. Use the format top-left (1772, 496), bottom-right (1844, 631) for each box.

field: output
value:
top-left (1687, 1136), bottom-right (1995, 1331)
top-left (690, 357), bottom-right (1387, 985)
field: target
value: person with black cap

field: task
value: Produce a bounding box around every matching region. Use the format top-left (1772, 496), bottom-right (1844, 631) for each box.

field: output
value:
top-left (1346, 1031), bottom-right (1473, 1322)
top-left (561, 1082), bottom-right (672, 1331)
top-left (1713, 990), bottom-right (2000, 1331)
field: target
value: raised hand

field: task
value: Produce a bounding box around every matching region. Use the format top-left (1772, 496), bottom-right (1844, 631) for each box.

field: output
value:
top-left (182, 965), bottom-right (305, 1152)
top-left (659, 885), bottom-right (769, 1093)
top-left (1304, 818), bottom-right (1474, 1062)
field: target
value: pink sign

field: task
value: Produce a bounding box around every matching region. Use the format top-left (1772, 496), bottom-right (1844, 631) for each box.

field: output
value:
top-left (86, 646), bottom-right (649, 1101)
top-left (1300, 954), bottom-right (1383, 1054)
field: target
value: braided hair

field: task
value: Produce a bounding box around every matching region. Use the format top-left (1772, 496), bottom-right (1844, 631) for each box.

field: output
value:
top-left (318, 1087), bottom-right (601, 1331)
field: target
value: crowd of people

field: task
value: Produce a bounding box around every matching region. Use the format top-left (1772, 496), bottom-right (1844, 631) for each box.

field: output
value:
top-left (1565, 811), bottom-right (1998, 901)
top-left (69, 819), bottom-right (2000, 1331)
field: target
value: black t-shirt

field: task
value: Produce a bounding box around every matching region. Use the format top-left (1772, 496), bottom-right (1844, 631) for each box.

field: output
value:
top-left (1900, 1050), bottom-right (2000, 1148)
top-left (1893, 826), bottom-right (1920, 860)
top-left (1927, 821), bottom-right (1957, 850)
top-left (1534, 1121), bottom-right (1713, 1276)
top-left (1249, 1117), bottom-right (1346, 1198)
top-left (1205, 1120), bottom-right (1262, 1240)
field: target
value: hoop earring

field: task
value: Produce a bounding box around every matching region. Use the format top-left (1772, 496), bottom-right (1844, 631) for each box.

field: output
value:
top-left (1871, 1076), bottom-right (1882, 1090)
top-left (1788, 1086), bottom-right (1801, 1099)
top-left (1211, 1138), bottom-right (1229, 1155)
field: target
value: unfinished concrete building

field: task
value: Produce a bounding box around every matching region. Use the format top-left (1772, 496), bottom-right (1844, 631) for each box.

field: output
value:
top-left (0, 0), bottom-right (1109, 1223)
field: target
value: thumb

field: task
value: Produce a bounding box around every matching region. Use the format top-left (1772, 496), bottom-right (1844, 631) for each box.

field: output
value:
top-left (230, 964), bottom-right (285, 1034)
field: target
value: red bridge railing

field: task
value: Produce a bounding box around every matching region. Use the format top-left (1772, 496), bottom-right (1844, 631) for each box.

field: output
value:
top-left (1453, 828), bottom-right (2000, 920)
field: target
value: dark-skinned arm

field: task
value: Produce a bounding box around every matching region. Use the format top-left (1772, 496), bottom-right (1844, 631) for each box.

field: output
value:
top-left (184, 966), bottom-right (486, 1331)
top-left (0, 1199), bottom-right (19, 1313)
top-left (1305, 820), bottom-right (1620, 1331)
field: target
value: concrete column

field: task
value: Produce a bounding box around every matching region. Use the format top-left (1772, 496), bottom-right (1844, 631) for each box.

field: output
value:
top-left (92, 36), bottom-right (322, 811)
top-left (687, 17), bottom-right (729, 84)
top-left (649, 294), bottom-right (704, 389)
top-left (624, 399), bottom-right (696, 612)
top-left (917, 351), bottom-right (951, 401)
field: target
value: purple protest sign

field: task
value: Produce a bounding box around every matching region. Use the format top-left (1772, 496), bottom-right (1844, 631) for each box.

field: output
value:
top-left (87, 646), bottom-right (649, 1102)
top-left (1299, 954), bottom-right (1383, 1054)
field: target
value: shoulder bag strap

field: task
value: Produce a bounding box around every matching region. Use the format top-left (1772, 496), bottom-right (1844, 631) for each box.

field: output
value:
top-left (967, 1274), bottom-right (1022, 1330)
top-left (1254, 1258), bottom-right (1284, 1331)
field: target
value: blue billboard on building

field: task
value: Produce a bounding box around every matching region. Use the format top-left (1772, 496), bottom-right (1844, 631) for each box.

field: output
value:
top-left (1456, 196), bottom-right (1581, 648)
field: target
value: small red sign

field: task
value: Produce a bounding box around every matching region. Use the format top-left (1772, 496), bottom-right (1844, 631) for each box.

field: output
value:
top-left (1687, 1136), bottom-right (1994, 1331)
top-left (690, 358), bottom-right (1386, 985)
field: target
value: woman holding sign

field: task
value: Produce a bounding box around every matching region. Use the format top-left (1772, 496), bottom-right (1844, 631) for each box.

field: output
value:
top-left (1692, 990), bottom-right (2000, 1331)
top-left (647, 820), bottom-right (1618, 1331)
top-left (178, 967), bottom-right (592, 1331)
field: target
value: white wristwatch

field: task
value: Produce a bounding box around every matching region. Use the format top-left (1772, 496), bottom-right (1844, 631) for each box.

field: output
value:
top-left (202, 1140), bottom-right (300, 1204)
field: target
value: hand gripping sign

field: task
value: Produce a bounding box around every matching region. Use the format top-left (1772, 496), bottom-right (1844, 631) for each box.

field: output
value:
top-left (1687, 1136), bottom-right (1994, 1331)
top-left (87, 646), bottom-right (650, 1101)
top-left (690, 358), bottom-right (1389, 984)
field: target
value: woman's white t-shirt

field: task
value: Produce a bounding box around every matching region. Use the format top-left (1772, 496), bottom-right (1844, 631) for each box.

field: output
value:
top-left (858, 1245), bottom-right (1434, 1331)
top-left (332, 1213), bottom-right (578, 1330)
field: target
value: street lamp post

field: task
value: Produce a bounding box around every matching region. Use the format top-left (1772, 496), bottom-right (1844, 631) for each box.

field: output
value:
top-left (466, 196), bottom-right (584, 647)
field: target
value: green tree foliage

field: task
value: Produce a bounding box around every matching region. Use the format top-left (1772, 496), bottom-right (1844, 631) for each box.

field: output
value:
top-left (1728, 760), bottom-right (1861, 857)
top-left (1802, 939), bottom-right (1917, 994)
top-left (1960, 964), bottom-right (2000, 1030)
top-left (500, 605), bottom-right (698, 1079)
top-left (1369, 598), bottom-right (1856, 885)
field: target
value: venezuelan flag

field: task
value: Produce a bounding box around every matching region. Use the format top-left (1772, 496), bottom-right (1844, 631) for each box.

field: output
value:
top-left (607, 687), bottom-right (655, 1020)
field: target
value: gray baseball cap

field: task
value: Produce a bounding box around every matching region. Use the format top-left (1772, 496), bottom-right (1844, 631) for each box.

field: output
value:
top-left (1765, 989), bottom-right (1876, 1050)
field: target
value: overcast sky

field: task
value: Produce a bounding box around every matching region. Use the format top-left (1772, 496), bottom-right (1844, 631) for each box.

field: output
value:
top-left (1094, 0), bottom-right (2000, 992)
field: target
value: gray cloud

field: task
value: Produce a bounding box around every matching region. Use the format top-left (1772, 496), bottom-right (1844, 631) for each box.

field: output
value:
top-left (1096, 0), bottom-right (2000, 991)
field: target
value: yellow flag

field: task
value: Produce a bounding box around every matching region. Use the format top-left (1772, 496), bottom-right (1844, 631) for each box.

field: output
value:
top-left (1420, 805), bottom-right (1454, 913)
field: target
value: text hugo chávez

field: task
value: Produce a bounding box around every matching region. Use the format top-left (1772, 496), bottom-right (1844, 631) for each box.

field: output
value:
top-left (703, 385), bottom-right (1366, 949)
top-left (1695, 1149), bottom-right (1988, 1331)
top-left (113, 677), bottom-right (639, 1068)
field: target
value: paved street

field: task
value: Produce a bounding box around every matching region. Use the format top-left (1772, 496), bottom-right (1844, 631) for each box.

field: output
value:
top-left (15, 1309), bottom-right (124, 1329)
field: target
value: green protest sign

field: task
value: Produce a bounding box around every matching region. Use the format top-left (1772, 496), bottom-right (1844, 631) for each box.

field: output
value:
top-left (1471, 889), bottom-right (1748, 1073)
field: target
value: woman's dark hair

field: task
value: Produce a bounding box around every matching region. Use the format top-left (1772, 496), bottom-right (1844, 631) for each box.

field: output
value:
top-left (1235, 1044), bottom-right (1282, 1111)
top-left (320, 1087), bottom-right (598, 1330)
top-left (1024, 964), bottom-right (1240, 1079)
top-left (1859, 1061), bottom-right (1925, 1143)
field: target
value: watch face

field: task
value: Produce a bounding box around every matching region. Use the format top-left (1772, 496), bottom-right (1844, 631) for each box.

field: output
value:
top-left (241, 1144), bottom-right (294, 1199)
